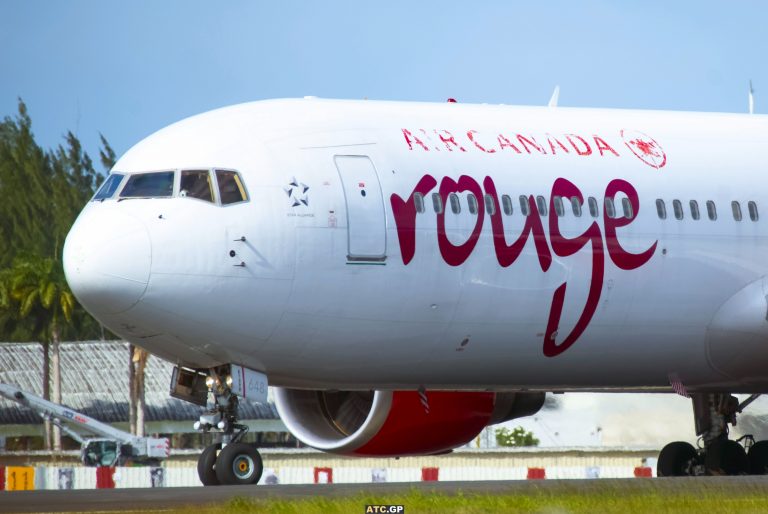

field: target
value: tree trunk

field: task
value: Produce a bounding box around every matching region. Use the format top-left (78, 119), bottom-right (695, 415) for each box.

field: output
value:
top-left (129, 344), bottom-right (137, 435)
top-left (130, 346), bottom-right (148, 437)
top-left (136, 349), bottom-right (148, 437)
top-left (51, 327), bottom-right (62, 451)
top-left (42, 341), bottom-right (51, 450)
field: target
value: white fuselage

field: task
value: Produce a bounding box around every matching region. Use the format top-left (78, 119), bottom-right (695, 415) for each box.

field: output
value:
top-left (63, 99), bottom-right (768, 393)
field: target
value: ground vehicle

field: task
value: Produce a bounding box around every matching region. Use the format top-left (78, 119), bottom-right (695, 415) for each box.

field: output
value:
top-left (0, 383), bottom-right (169, 466)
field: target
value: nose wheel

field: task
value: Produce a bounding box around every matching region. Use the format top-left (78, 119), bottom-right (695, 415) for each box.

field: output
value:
top-left (197, 442), bottom-right (264, 486)
top-left (216, 443), bottom-right (264, 485)
top-left (197, 443), bottom-right (221, 486)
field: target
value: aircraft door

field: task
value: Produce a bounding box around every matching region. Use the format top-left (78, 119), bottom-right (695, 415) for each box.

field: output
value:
top-left (334, 155), bottom-right (386, 261)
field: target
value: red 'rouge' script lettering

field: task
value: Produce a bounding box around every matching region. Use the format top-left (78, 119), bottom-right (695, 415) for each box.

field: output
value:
top-left (390, 176), bottom-right (656, 357)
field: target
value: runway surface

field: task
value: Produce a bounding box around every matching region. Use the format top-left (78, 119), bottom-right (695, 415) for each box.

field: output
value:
top-left (3, 477), bottom-right (768, 513)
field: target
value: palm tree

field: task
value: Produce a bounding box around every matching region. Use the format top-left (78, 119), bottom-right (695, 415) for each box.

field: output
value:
top-left (0, 256), bottom-right (75, 450)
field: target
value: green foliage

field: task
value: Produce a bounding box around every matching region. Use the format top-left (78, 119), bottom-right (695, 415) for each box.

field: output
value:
top-left (0, 99), bottom-right (112, 341)
top-left (495, 426), bottom-right (540, 447)
top-left (0, 256), bottom-right (74, 341)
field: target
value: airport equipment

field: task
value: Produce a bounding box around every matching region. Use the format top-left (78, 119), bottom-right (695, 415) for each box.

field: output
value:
top-left (0, 383), bottom-right (169, 466)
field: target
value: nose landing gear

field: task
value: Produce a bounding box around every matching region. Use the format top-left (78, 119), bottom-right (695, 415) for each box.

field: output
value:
top-left (192, 370), bottom-right (264, 486)
top-left (658, 393), bottom-right (762, 476)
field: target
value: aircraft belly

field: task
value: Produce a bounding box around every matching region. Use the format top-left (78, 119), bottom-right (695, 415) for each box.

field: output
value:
top-left (262, 226), bottom-right (766, 390)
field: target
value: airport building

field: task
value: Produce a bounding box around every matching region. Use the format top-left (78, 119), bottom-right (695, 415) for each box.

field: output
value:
top-left (0, 341), bottom-right (289, 451)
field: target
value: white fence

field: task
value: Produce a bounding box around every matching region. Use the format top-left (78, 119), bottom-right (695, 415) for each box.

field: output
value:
top-left (0, 463), bottom-right (655, 490)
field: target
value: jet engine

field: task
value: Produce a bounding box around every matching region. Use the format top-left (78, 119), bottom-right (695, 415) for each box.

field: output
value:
top-left (274, 389), bottom-right (545, 456)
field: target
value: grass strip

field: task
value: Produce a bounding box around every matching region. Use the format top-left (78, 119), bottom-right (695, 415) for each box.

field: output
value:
top-left (185, 488), bottom-right (768, 514)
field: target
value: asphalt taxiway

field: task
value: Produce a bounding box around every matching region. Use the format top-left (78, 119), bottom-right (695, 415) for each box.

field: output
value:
top-left (3, 477), bottom-right (768, 513)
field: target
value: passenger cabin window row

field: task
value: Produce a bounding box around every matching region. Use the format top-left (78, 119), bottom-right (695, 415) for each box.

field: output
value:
top-left (655, 199), bottom-right (758, 222)
top-left (413, 193), bottom-right (637, 219)
top-left (92, 169), bottom-right (249, 206)
top-left (412, 192), bottom-right (761, 224)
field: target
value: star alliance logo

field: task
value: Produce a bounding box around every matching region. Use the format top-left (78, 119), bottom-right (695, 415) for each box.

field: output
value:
top-left (284, 177), bottom-right (309, 207)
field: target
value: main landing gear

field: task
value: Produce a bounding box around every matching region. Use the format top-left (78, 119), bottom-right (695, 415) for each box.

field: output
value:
top-left (193, 370), bottom-right (264, 486)
top-left (658, 393), bottom-right (766, 476)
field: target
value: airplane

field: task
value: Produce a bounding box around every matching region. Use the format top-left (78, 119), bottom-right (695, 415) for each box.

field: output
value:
top-left (62, 97), bottom-right (768, 485)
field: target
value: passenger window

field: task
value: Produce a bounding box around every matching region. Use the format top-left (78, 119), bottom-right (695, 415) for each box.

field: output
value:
top-left (732, 201), bottom-right (742, 221)
top-left (484, 194), bottom-right (496, 215)
top-left (93, 173), bottom-right (125, 201)
top-left (571, 197), bottom-right (582, 217)
top-left (621, 197), bottom-right (634, 219)
top-left (180, 170), bottom-right (214, 203)
top-left (501, 195), bottom-right (513, 216)
top-left (467, 194), bottom-right (478, 215)
top-left (120, 171), bottom-right (174, 198)
top-left (553, 196), bottom-right (565, 217)
top-left (519, 195), bottom-right (530, 216)
top-left (414, 192), bottom-right (425, 213)
top-left (215, 170), bottom-right (248, 205)
top-left (706, 200), bottom-right (717, 220)
top-left (432, 193), bottom-right (443, 213)
top-left (449, 193), bottom-right (461, 214)
top-left (689, 200), bottom-right (700, 221)
top-left (656, 199), bottom-right (667, 220)
top-left (536, 195), bottom-right (548, 216)
top-left (588, 197), bottom-right (599, 218)
top-left (673, 199), bottom-right (684, 220)
top-left (749, 201), bottom-right (759, 221)
top-left (604, 197), bottom-right (616, 219)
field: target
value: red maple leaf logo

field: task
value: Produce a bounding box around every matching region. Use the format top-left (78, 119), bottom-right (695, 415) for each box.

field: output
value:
top-left (621, 130), bottom-right (666, 169)
top-left (630, 138), bottom-right (660, 157)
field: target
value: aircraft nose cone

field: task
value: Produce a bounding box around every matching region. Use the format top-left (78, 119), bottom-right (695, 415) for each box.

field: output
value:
top-left (63, 211), bottom-right (151, 315)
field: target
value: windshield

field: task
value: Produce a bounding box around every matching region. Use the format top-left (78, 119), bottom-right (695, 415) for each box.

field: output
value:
top-left (92, 173), bottom-right (125, 201)
top-left (120, 171), bottom-right (174, 198)
top-left (216, 170), bottom-right (248, 204)
top-left (82, 440), bottom-right (119, 467)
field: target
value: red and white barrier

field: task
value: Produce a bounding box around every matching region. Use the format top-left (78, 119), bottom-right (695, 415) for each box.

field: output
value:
top-left (313, 467), bottom-right (333, 484)
top-left (421, 467), bottom-right (439, 481)
top-left (634, 466), bottom-right (653, 477)
top-left (0, 462), bottom-right (658, 489)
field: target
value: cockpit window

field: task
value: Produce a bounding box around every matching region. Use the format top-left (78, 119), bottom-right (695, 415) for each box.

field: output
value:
top-left (120, 171), bottom-right (174, 198)
top-left (216, 170), bottom-right (248, 205)
top-left (180, 170), bottom-right (214, 203)
top-left (92, 173), bottom-right (125, 201)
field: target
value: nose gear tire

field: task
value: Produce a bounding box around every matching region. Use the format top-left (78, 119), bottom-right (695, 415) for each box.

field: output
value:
top-left (197, 443), bottom-right (222, 486)
top-left (214, 442), bottom-right (264, 485)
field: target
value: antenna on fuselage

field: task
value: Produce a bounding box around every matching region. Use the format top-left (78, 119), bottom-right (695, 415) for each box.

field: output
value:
top-left (749, 80), bottom-right (755, 114)
top-left (548, 85), bottom-right (560, 108)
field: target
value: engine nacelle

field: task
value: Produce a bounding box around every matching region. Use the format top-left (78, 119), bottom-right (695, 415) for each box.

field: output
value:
top-left (274, 389), bottom-right (545, 456)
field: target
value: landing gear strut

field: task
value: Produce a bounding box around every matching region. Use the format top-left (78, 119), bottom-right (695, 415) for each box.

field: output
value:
top-left (658, 393), bottom-right (762, 476)
top-left (192, 368), bottom-right (264, 486)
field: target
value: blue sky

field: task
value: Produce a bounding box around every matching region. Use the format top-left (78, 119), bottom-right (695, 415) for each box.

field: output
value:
top-left (1, 1), bottom-right (766, 168)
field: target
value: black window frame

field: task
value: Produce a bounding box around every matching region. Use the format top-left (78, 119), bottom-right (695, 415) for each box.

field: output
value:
top-left (673, 199), bottom-right (684, 220)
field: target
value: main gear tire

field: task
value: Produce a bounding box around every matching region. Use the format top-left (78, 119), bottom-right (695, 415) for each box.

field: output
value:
top-left (657, 441), bottom-right (697, 477)
top-left (705, 439), bottom-right (749, 476)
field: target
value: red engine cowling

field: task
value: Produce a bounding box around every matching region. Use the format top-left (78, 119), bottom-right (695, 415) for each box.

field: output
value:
top-left (274, 389), bottom-right (544, 456)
